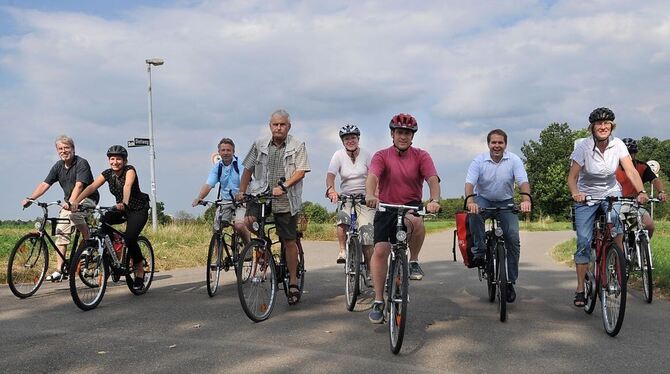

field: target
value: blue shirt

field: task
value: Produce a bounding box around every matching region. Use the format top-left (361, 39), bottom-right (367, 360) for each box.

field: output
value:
top-left (465, 151), bottom-right (529, 201)
top-left (206, 156), bottom-right (243, 200)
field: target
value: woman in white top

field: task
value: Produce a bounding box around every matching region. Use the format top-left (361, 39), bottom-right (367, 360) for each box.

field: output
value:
top-left (326, 124), bottom-right (375, 266)
top-left (567, 107), bottom-right (648, 307)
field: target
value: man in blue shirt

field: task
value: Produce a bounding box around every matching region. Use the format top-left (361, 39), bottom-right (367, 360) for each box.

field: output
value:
top-left (464, 129), bottom-right (532, 302)
top-left (193, 138), bottom-right (250, 243)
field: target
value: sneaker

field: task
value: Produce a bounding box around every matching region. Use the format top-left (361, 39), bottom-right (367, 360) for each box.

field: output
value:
top-left (133, 276), bottom-right (145, 291)
top-left (46, 271), bottom-right (66, 282)
top-left (507, 284), bottom-right (516, 303)
top-left (470, 254), bottom-right (485, 267)
top-left (336, 251), bottom-right (346, 264)
top-left (368, 301), bottom-right (384, 324)
top-left (409, 261), bottom-right (424, 280)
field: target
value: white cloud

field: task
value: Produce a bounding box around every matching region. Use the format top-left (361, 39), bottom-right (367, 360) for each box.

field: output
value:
top-left (1, 1), bottom-right (669, 219)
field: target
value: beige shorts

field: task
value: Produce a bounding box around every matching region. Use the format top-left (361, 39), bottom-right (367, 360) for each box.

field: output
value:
top-left (336, 202), bottom-right (375, 246)
top-left (55, 198), bottom-right (95, 246)
top-left (214, 203), bottom-right (246, 231)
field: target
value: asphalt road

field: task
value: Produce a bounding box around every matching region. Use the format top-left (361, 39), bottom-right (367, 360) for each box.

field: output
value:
top-left (1, 230), bottom-right (669, 373)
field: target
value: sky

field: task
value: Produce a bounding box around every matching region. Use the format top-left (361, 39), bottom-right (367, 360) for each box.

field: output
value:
top-left (1, 0), bottom-right (669, 220)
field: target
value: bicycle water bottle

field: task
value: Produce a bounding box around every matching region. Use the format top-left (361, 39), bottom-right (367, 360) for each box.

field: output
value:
top-left (112, 232), bottom-right (124, 255)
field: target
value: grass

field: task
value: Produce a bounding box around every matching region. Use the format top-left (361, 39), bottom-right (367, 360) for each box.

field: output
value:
top-left (551, 221), bottom-right (670, 296)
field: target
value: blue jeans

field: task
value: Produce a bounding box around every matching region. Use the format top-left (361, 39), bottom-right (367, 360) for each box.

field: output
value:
top-left (573, 199), bottom-right (622, 264)
top-left (468, 197), bottom-right (521, 283)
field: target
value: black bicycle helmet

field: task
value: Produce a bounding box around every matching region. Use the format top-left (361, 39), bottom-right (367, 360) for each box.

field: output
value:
top-left (389, 113), bottom-right (418, 132)
top-left (589, 107), bottom-right (615, 123)
top-left (106, 145), bottom-right (128, 158)
top-left (339, 124), bottom-right (361, 139)
top-left (622, 137), bottom-right (638, 153)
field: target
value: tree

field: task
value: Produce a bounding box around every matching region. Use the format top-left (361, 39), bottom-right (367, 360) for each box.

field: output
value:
top-left (301, 201), bottom-right (330, 224)
top-left (148, 201), bottom-right (172, 226)
top-left (521, 123), bottom-right (588, 219)
top-left (173, 210), bottom-right (195, 223)
top-left (636, 136), bottom-right (670, 180)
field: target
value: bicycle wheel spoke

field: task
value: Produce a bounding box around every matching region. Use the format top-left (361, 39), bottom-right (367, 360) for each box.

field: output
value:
top-left (8, 234), bottom-right (48, 298)
top-left (601, 245), bottom-right (627, 336)
top-left (70, 244), bottom-right (108, 311)
top-left (237, 242), bottom-right (277, 322)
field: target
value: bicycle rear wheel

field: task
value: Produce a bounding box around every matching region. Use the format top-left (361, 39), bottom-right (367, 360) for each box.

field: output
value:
top-left (206, 235), bottom-right (223, 297)
top-left (601, 244), bottom-right (627, 337)
top-left (639, 235), bottom-right (653, 303)
top-left (7, 233), bottom-right (49, 299)
top-left (125, 236), bottom-right (154, 295)
top-left (70, 243), bottom-right (108, 311)
top-left (496, 242), bottom-right (508, 322)
top-left (237, 240), bottom-right (277, 322)
top-left (388, 252), bottom-right (408, 355)
top-left (345, 236), bottom-right (361, 311)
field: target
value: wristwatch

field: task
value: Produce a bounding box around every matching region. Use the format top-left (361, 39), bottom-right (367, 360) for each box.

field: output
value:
top-left (638, 190), bottom-right (647, 195)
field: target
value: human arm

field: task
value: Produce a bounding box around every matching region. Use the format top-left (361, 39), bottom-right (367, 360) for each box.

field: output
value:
top-left (117, 168), bottom-right (138, 211)
top-left (518, 182), bottom-right (531, 213)
top-left (71, 174), bottom-right (106, 209)
top-left (193, 184), bottom-right (214, 207)
top-left (426, 175), bottom-right (441, 213)
top-left (620, 156), bottom-right (649, 203)
top-left (237, 168), bottom-right (253, 201)
top-left (21, 182), bottom-right (51, 207)
top-left (567, 161), bottom-right (584, 202)
top-left (651, 177), bottom-right (667, 202)
top-left (325, 172), bottom-right (338, 203)
top-left (63, 181), bottom-right (87, 211)
top-left (365, 173), bottom-right (379, 209)
top-left (464, 182), bottom-right (478, 213)
top-left (273, 170), bottom-right (306, 196)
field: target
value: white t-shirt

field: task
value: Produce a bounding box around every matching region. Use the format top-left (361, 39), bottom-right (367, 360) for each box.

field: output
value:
top-left (571, 136), bottom-right (630, 198)
top-left (327, 148), bottom-right (371, 195)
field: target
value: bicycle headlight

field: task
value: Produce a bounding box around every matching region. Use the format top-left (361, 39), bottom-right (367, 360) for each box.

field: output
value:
top-left (396, 230), bottom-right (407, 242)
top-left (494, 227), bottom-right (503, 237)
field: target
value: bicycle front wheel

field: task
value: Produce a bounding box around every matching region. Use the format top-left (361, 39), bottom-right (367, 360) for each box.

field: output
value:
top-left (237, 241), bottom-right (277, 322)
top-left (601, 244), bottom-right (627, 336)
top-left (125, 236), bottom-right (155, 295)
top-left (70, 243), bottom-right (108, 311)
top-left (639, 235), bottom-right (653, 303)
top-left (485, 239), bottom-right (496, 303)
top-left (345, 236), bottom-right (361, 311)
top-left (206, 235), bottom-right (223, 297)
top-left (7, 233), bottom-right (49, 298)
top-left (496, 242), bottom-right (508, 322)
top-left (388, 253), bottom-right (408, 355)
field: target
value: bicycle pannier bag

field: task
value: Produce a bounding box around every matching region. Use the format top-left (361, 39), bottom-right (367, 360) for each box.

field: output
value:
top-left (455, 210), bottom-right (476, 268)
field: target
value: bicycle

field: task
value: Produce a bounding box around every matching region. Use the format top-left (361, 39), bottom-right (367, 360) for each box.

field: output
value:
top-left (581, 196), bottom-right (628, 337)
top-left (197, 198), bottom-right (245, 297)
top-left (69, 206), bottom-right (155, 311)
top-left (236, 190), bottom-right (306, 322)
top-left (377, 202), bottom-right (426, 355)
top-left (337, 193), bottom-right (371, 311)
top-left (620, 197), bottom-right (660, 303)
top-left (7, 199), bottom-right (84, 298)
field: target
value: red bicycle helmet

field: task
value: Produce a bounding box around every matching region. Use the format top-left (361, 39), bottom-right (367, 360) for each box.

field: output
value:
top-left (389, 113), bottom-right (418, 132)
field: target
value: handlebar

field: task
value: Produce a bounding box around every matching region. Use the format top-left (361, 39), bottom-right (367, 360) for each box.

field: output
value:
top-left (463, 193), bottom-right (532, 211)
top-left (378, 202), bottom-right (426, 217)
top-left (23, 198), bottom-right (62, 210)
top-left (336, 193), bottom-right (366, 204)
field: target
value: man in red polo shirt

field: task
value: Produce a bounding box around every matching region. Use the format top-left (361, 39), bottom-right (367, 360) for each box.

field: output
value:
top-left (616, 138), bottom-right (667, 237)
top-left (365, 113), bottom-right (442, 323)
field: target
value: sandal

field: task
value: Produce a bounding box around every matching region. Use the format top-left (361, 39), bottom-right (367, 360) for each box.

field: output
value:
top-left (573, 291), bottom-right (586, 307)
top-left (287, 284), bottom-right (301, 305)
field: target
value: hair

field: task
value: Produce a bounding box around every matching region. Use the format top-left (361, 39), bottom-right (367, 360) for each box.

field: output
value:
top-left (486, 129), bottom-right (507, 144)
top-left (217, 137), bottom-right (235, 150)
top-left (269, 109), bottom-right (291, 124)
top-left (54, 135), bottom-right (75, 149)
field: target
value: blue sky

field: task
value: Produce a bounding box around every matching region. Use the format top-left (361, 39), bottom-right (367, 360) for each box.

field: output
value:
top-left (1, 0), bottom-right (669, 220)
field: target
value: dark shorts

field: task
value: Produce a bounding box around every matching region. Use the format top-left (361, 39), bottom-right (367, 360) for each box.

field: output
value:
top-left (246, 201), bottom-right (298, 241)
top-left (373, 201), bottom-right (421, 245)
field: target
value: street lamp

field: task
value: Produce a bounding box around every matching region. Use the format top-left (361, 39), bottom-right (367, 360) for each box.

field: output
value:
top-left (146, 58), bottom-right (164, 231)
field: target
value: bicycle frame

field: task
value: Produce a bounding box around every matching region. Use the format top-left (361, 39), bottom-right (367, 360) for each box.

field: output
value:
top-left (588, 197), bottom-right (620, 289)
top-left (620, 198), bottom-right (659, 271)
top-left (31, 200), bottom-right (82, 273)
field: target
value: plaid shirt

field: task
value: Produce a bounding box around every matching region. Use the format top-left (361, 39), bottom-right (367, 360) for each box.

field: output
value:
top-left (267, 141), bottom-right (289, 213)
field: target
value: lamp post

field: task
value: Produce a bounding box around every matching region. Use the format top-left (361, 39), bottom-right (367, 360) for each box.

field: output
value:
top-left (146, 58), bottom-right (164, 231)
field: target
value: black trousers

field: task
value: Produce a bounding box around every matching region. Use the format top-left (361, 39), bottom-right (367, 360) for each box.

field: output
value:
top-left (102, 208), bottom-right (149, 263)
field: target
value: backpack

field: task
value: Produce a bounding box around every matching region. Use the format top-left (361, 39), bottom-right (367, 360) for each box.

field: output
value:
top-left (454, 210), bottom-right (476, 268)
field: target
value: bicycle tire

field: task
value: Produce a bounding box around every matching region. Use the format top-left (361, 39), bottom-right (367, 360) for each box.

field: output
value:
top-left (601, 244), bottom-right (627, 337)
top-left (639, 235), bottom-right (653, 303)
top-left (388, 252), bottom-right (408, 354)
top-left (206, 235), bottom-right (223, 297)
top-left (496, 242), bottom-right (507, 322)
top-left (7, 233), bottom-right (49, 299)
top-left (125, 236), bottom-right (155, 295)
top-left (345, 236), bottom-right (361, 311)
top-left (69, 243), bottom-right (108, 311)
top-left (486, 238), bottom-right (496, 303)
top-left (237, 240), bottom-right (277, 322)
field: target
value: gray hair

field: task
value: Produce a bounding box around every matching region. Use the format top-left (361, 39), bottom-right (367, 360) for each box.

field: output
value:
top-left (54, 135), bottom-right (75, 149)
top-left (269, 109), bottom-right (291, 124)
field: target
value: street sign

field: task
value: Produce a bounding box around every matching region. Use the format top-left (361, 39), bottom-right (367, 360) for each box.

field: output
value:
top-left (648, 160), bottom-right (660, 175)
top-left (128, 138), bottom-right (151, 148)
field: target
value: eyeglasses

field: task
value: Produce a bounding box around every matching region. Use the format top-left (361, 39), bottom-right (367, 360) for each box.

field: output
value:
top-left (593, 121), bottom-right (613, 127)
top-left (271, 122), bottom-right (289, 128)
